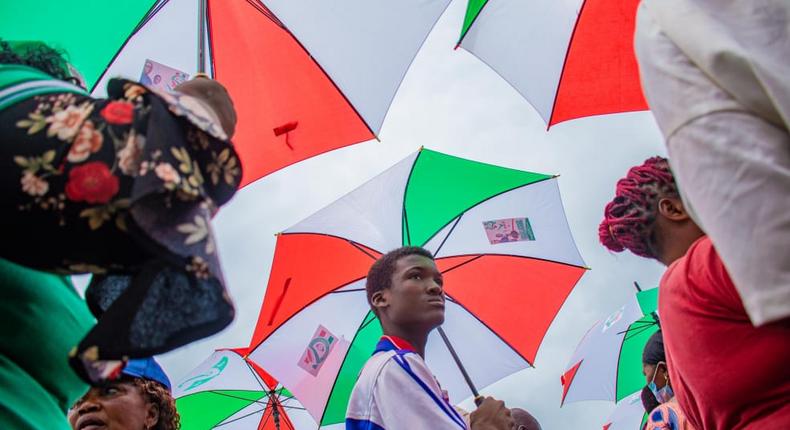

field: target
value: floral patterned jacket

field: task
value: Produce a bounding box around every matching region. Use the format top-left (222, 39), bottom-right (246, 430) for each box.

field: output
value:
top-left (0, 70), bottom-right (242, 383)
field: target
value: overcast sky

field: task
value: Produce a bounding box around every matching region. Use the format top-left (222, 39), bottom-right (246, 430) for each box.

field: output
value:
top-left (80, 1), bottom-right (669, 428)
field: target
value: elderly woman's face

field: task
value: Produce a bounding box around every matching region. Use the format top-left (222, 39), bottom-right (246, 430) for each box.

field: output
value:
top-left (69, 380), bottom-right (158, 430)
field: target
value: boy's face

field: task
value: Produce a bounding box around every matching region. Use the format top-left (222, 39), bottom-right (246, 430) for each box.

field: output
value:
top-left (376, 254), bottom-right (445, 332)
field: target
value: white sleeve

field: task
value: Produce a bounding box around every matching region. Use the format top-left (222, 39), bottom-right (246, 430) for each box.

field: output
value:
top-left (371, 354), bottom-right (467, 430)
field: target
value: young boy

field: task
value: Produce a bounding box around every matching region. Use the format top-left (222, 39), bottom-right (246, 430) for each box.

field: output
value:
top-left (346, 246), bottom-right (514, 430)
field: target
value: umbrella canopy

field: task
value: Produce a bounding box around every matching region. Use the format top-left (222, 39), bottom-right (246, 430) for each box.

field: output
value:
top-left (561, 286), bottom-right (659, 405)
top-left (247, 148), bottom-right (587, 427)
top-left (458, 0), bottom-right (647, 127)
top-left (1, 0), bottom-right (451, 185)
top-left (174, 348), bottom-right (311, 430)
top-left (602, 391), bottom-right (648, 430)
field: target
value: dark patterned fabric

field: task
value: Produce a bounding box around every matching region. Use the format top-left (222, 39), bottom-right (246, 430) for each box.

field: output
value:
top-left (0, 73), bottom-right (242, 384)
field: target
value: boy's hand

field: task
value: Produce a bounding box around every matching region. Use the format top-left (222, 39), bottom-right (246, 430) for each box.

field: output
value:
top-left (470, 397), bottom-right (514, 430)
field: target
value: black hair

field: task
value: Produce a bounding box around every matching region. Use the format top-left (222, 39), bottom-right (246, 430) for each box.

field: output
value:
top-left (365, 246), bottom-right (434, 306)
top-left (642, 330), bottom-right (665, 365)
top-left (0, 39), bottom-right (71, 80)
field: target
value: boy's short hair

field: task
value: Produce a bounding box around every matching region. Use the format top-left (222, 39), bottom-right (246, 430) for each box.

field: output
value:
top-left (366, 246), bottom-right (434, 306)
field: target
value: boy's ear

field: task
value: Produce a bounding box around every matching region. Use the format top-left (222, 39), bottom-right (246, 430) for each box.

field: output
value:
top-left (371, 289), bottom-right (388, 312)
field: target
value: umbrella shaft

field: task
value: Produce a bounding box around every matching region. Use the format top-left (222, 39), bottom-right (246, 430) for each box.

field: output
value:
top-left (197, 0), bottom-right (207, 73)
top-left (437, 326), bottom-right (481, 401)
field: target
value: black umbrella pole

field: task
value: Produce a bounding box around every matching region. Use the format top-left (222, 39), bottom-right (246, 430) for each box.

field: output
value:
top-left (197, 0), bottom-right (207, 73)
top-left (437, 326), bottom-right (483, 406)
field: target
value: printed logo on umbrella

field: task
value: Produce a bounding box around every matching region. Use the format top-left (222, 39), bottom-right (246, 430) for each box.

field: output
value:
top-left (178, 356), bottom-right (228, 391)
top-left (602, 306), bottom-right (625, 333)
top-left (298, 325), bottom-right (338, 377)
top-left (483, 217), bottom-right (535, 244)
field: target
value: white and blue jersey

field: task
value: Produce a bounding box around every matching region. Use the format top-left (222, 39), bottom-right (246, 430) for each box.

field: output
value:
top-left (346, 336), bottom-right (468, 430)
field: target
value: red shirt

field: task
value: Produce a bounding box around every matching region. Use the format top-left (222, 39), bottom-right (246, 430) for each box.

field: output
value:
top-left (660, 236), bottom-right (790, 430)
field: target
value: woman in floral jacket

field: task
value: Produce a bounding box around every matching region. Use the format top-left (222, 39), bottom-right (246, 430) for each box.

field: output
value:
top-left (0, 41), bottom-right (242, 384)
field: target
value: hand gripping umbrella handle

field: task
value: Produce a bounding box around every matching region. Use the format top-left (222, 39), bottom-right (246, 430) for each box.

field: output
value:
top-left (437, 326), bottom-right (483, 406)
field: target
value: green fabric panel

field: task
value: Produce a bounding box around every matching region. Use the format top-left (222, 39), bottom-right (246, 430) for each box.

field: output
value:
top-left (403, 149), bottom-right (551, 247)
top-left (0, 354), bottom-right (71, 430)
top-left (278, 387), bottom-right (293, 398)
top-left (321, 311), bottom-right (382, 426)
top-left (0, 258), bottom-right (94, 420)
top-left (636, 287), bottom-right (659, 314)
top-left (177, 390), bottom-right (266, 430)
top-left (460, 0), bottom-right (489, 43)
top-left (615, 316), bottom-right (659, 402)
top-left (0, 1), bottom-right (158, 88)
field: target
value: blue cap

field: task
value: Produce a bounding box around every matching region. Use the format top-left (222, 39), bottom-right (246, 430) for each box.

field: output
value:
top-left (122, 358), bottom-right (172, 391)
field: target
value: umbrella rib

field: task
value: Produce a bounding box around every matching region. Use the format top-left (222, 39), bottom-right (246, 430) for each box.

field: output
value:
top-left (214, 407), bottom-right (265, 427)
top-left (444, 294), bottom-right (534, 367)
top-left (440, 255), bottom-right (483, 275)
top-left (348, 241), bottom-right (379, 260)
top-left (245, 0), bottom-right (286, 27)
top-left (89, 0), bottom-right (170, 93)
top-left (432, 213), bottom-right (463, 258)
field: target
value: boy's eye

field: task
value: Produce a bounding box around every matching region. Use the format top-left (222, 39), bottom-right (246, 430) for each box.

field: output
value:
top-left (409, 273), bottom-right (422, 280)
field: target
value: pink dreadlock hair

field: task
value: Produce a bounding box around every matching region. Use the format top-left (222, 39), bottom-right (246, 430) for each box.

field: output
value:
top-left (599, 156), bottom-right (678, 259)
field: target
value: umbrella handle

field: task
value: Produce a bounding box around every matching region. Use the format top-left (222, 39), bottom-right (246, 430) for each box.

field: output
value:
top-left (437, 326), bottom-right (481, 403)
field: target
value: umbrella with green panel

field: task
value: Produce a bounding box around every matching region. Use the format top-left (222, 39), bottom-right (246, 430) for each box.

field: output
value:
top-left (560, 285), bottom-right (659, 405)
top-left (247, 147), bottom-right (587, 427)
top-left (174, 348), bottom-right (310, 430)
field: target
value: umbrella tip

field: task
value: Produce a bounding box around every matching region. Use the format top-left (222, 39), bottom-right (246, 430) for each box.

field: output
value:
top-left (552, 174), bottom-right (561, 178)
top-left (275, 232), bottom-right (282, 236)
top-left (584, 265), bottom-right (592, 270)
top-left (419, 145), bottom-right (424, 151)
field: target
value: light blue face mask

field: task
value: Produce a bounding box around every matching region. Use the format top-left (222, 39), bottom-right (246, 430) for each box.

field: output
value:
top-left (648, 361), bottom-right (674, 403)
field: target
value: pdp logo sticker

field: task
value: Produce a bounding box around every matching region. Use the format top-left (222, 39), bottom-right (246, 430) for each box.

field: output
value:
top-left (298, 325), bottom-right (337, 377)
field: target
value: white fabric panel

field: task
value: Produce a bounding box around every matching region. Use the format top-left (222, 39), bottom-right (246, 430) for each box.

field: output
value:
top-left (261, 0), bottom-right (451, 132)
top-left (173, 350), bottom-right (259, 398)
top-left (286, 151), bottom-right (418, 253)
top-left (92, 0), bottom-right (201, 97)
top-left (460, 0), bottom-right (583, 123)
top-left (562, 295), bottom-right (642, 403)
top-left (433, 179), bottom-right (585, 267)
top-left (426, 300), bottom-right (528, 404)
top-left (604, 392), bottom-right (646, 430)
top-left (249, 291), bottom-right (371, 424)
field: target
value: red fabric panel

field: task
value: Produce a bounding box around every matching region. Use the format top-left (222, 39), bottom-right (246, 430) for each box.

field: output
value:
top-left (208, 1), bottom-right (374, 186)
top-left (561, 359), bottom-right (583, 405)
top-left (249, 233), bottom-right (379, 348)
top-left (549, 0), bottom-right (647, 126)
top-left (438, 255), bottom-right (585, 364)
top-left (258, 402), bottom-right (295, 430)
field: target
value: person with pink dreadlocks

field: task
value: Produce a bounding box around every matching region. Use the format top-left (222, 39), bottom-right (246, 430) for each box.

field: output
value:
top-left (599, 156), bottom-right (790, 430)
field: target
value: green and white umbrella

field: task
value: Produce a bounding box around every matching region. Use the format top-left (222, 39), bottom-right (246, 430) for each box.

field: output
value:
top-left (561, 286), bottom-right (659, 405)
top-left (247, 148), bottom-right (587, 427)
top-left (174, 348), bottom-right (311, 430)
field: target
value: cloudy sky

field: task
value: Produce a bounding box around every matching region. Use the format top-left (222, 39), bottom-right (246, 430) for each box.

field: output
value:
top-left (83, 0), bottom-right (669, 428)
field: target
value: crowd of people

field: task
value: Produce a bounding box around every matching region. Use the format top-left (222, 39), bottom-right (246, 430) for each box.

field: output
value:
top-left (1, 1), bottom-right (788, 429)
